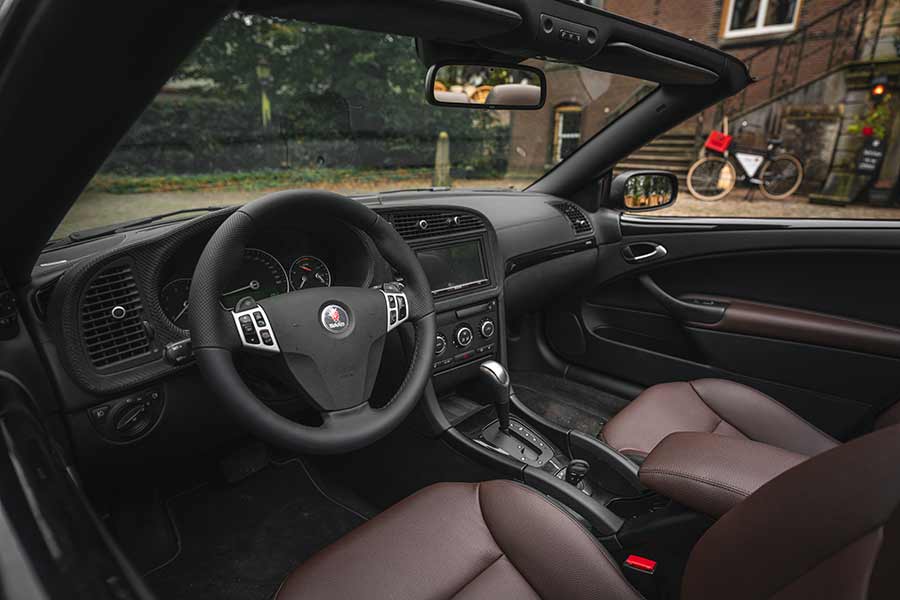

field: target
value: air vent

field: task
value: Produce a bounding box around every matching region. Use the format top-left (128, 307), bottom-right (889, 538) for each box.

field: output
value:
top-left (80, 263), bottom-right (151, 368)
top-left (549, 201), bottom-right (594, 236)
top-left (381, 209), bottom-right (484, 240)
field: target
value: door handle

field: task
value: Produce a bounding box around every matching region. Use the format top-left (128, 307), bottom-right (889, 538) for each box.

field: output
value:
top-left (622, 242), bottom-right (667, 263)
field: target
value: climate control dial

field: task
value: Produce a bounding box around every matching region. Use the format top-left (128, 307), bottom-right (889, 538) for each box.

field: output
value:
top-left (435, 333), bottom-right (447, 356)
top-left (480, 319), bottom-right (495, 339)
top-left (455, 325), bottom-right (474, 348)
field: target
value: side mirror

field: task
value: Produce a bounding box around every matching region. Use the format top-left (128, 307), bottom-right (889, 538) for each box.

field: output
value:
top-left (611, 170), bottom-right (678, 212)
top-left (425, 61), bottom-right (546, 110)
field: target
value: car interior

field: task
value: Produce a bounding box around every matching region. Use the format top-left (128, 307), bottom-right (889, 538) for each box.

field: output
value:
top-left (1, 0), bottom-right (899, 599)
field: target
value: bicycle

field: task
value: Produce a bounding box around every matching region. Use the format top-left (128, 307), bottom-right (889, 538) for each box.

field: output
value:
top-left (687, 120), bottom-right (804, 201)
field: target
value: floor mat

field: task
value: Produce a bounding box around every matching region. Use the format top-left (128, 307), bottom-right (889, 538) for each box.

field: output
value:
top-left (512, 371), bottom-right (629, 436)
top-left (146, 460), bottom-right (365, 600)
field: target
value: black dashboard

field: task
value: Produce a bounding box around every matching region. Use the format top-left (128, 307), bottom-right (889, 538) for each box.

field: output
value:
top-left (26, 190), bottom-right (615, 469)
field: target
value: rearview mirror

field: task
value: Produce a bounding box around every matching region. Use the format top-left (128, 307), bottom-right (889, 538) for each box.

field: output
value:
top-left (611, 171), bottom-right (678, 212)
top-left (425, 62), bottom-right (546, 110)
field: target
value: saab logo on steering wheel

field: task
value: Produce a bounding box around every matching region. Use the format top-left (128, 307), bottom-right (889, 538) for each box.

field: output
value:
top-left (320, 304), bottom-right (350, 333)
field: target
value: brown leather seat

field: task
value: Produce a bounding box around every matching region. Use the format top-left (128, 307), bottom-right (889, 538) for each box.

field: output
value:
top-left (600, 378), bottom-right (839, 463)
top-left (276, 479), bottom-right (641, 600)
top-left (279, 425), bottom-right (900, 599)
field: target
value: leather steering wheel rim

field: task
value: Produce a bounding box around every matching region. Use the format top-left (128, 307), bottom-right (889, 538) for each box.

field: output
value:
top-left (188, 190), bottom-right (435, 454)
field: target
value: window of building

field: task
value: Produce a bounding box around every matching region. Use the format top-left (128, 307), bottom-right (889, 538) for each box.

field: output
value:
top-left (723, 0), bottom-right (799, 39)
top-left (553, 105), bottom-right (582, 163)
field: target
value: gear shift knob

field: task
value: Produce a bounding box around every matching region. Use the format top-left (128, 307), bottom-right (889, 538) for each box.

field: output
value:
top-left (479, 360), bottom-right (510, 432)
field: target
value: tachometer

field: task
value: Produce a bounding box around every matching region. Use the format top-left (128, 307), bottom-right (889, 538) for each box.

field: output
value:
top-left (160, 278), bottom-right (192, 328)
top-left (221, 248), bottom-right (289, 310)
top-left (290, 256), bottom-right (332, 290)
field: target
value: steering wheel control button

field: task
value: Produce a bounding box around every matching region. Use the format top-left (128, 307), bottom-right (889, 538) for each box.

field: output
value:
top-left (381, 286), bottom-right (409, 333)
top-left (321, 304), bottom-right (351, 334)
top-left (455, 325), bottom-right (473, 347)
top-left (232, 305), bottom-right (280, 353)
top-left (480, 319), bottom-right (495, 339)
top-left (235, 296), bottom-right (259, 312)
top-left (435, 333), bottom-right (447, 356)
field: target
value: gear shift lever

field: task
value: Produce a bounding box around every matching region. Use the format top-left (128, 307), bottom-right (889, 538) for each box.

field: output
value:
top-left (479, 360), bottom-right (510, 432)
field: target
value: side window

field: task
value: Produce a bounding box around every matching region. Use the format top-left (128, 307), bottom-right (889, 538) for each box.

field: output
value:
top-left (553, 105), bottom-right (582, 163)
top-left (723, 0), bottom-right (799, 38)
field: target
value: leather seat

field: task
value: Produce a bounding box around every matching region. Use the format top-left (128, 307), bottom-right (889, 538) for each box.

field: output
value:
top-left (276, 480), bottom-right (640, 600)
top-left (600, 378), bottom-right (839, 463)
top-left (278, 425), bottom-right (900, 599)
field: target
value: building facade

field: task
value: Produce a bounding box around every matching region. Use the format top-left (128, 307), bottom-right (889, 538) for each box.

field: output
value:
top-left (510, 0), bottom-right (900, 203)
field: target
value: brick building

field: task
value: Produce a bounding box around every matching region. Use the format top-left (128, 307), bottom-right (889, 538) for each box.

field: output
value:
top-left (509, 0), bottom-right (900, 203)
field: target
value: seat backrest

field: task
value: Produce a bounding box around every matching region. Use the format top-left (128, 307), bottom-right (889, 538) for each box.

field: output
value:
top-left (683, 424), bottom-right (900, 599)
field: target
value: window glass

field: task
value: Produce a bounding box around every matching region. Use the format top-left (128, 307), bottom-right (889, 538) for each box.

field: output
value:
top-left (725, 0), bottom-right (798, 37)
top-left (56, 16), bottom-right (652, 239)
top-left (764, 0), bottom-right (798, 26)
top-left (554, 106), bottom-right (583, 162)
top-left (729, 0), bottom-right (761, 31)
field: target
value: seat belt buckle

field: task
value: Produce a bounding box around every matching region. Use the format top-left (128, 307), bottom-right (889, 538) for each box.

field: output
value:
top-left (622, 555), bottom-right (659, 598)
top-left (624, 554), bottom-right (657, 573)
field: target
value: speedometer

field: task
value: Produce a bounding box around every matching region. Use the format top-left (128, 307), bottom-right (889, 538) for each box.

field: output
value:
top-left (290, 256), bottom-right (332, 290)
top-left (220, 248), bottom-right (288, 310)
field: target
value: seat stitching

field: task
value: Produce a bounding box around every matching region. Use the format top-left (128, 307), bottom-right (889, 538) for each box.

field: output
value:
top-left (691, 379), bottom-right (837, 446)
top-left (435, 483), bottom-right (508, 600)
top-left (486, 480), bottom-right (644, 599)
top-left (444, 553), bottom-right (508, 600)
top-left (687, 380), bottom-right (748, 438)
top-left (640, 467), bottom-right (753, 497)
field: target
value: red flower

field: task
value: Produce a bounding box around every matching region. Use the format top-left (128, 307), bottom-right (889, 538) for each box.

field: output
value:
top-left (862, 126), bottom-right (874, 137)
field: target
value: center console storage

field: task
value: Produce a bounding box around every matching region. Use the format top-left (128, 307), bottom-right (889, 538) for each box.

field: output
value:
top-left (637, 431), bottom-right (807, 518)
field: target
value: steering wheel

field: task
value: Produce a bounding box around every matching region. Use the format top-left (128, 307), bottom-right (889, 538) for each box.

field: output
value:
top-left (188, 190), bottom-right (435, 454)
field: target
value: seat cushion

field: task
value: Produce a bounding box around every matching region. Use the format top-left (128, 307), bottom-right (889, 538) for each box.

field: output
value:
top-left (600, 379), bottom-right (838, 462)
top-left (276, 480), bottom-right (641, 600)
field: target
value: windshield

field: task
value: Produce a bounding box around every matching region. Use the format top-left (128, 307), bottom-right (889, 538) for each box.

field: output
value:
top-left (55, 14), bottom-right (653, 239)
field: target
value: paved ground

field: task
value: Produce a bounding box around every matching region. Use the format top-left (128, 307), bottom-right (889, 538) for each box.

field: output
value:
top-left (56, 179), bottom-right (900, 239)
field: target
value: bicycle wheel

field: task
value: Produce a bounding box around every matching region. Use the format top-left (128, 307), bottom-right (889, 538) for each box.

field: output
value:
top-left (687, 156), bottom-right (736, 201)
top-left (759, 154), bottom-right (803, 200)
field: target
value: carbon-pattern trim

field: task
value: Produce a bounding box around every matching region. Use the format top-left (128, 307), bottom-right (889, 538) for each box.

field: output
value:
top-left (48, 208), bottom-right (239, 394)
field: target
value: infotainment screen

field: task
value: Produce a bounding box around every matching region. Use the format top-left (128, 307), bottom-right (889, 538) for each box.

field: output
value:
top-left (416, 240), bottom-right (487, 295)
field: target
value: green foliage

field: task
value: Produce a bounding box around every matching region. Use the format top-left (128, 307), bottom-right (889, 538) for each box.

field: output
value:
top-left (88, 167), bottom-right (433, 194)
top-left (847, 94), bottom-right (895, 140)
top-left (101, 14), bottom-right (509, 177)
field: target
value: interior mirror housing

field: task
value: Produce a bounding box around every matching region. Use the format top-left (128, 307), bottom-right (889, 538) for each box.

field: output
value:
top-left (425, 61), bottom-right (546, 109)
top-left (611, 170), bottom-right (678, 212)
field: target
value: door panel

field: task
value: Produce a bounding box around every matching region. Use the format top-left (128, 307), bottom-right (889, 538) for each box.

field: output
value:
top-left (546, 217), bottom-right (900, 439)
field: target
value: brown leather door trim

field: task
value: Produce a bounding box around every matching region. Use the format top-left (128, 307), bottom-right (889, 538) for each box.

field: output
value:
top-left (688, 295), bottom-right (900, 359)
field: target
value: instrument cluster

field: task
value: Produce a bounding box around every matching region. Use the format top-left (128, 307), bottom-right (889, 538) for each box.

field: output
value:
top-left (158, 223), bottom-right (374, 329)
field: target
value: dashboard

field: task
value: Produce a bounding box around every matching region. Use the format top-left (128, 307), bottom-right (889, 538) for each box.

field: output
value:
top-left (26, 190), bottom-right (609, 466)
